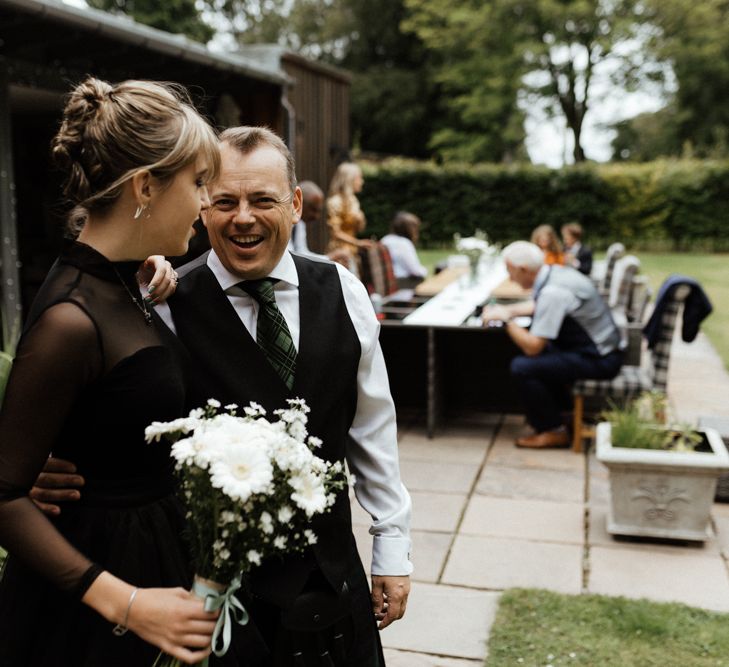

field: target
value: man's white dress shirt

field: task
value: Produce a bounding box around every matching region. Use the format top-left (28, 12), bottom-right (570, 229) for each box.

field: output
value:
top-left (159, 250), bottom-right (413, 576)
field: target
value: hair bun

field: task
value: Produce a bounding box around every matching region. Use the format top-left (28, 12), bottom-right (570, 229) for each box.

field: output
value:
top-left (51, 77), bottom-right (112, 201)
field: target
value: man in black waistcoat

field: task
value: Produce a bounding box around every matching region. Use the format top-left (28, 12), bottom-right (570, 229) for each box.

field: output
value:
top-left (31, 127), bottom-right (412, 665)
top-left (169, 127), bottom-right (411, 665)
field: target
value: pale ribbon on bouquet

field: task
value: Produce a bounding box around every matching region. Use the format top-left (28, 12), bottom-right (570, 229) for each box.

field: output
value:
top-left (193, 574), bottom-right (250, 659)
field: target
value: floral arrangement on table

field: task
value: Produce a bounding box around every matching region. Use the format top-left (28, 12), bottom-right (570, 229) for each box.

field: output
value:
top-left (454, 230), bottom-right (499, 283)
top-left (145, 398), bottom-right (349, 667)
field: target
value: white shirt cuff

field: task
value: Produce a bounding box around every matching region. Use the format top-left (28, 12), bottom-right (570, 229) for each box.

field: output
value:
top-left (370, 534), bottom-right (413, 576)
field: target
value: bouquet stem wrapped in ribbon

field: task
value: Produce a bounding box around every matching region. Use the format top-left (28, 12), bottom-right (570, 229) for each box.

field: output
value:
top-left (146, 398), bottom-right (349, 666)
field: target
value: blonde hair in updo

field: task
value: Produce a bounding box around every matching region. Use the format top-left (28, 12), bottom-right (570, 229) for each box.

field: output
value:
top-left (52, 77), bottom-right (220, 229)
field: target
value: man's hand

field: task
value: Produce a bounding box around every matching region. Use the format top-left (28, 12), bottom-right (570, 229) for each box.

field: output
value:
top-left (30, 457), bottom-right (84, 517)
top-left (481, 304), bottom-right (512, 325)
top-left (371, 575), bottom-right (410, 630)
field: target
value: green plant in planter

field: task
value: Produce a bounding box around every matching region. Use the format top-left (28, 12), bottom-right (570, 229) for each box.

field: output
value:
top-left (601, 391), bottom-right (703, 453)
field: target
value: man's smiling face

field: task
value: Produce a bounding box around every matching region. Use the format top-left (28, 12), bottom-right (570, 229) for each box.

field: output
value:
top-left (203, 142), bottom-right (302, 280)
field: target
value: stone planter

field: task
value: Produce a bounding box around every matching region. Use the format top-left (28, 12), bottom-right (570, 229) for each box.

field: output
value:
top-left (596, 422), bottom-right (729, 541)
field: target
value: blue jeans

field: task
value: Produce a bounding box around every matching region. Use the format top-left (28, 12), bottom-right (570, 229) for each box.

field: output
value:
top-left (510, 344), bottom-right (622, 432)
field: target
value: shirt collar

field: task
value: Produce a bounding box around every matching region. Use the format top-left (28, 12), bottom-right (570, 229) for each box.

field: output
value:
top-left (532, 264), bottom-right (551, 296)
top-left (207, 249), bottom-right (299, 292)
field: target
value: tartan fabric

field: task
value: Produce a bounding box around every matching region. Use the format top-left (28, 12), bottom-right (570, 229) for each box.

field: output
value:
top-left (609, 255), bottom-right (640, 310)
top-left (574, 365), bottom-right (652, 398)
top-left (627, 277), bottom-right (652, 323)
top-left (574, 283), bottom-right (687, 398)
top-left (600, 242), bottom-right (625, 293)
top-left (240, 278), bottom-right (297, 390)
top-left (358, 243), bottom-right (398, 296)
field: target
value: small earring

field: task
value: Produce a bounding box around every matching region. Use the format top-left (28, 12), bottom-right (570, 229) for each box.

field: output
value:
top-left (133, 204), bottom-right (146, 220)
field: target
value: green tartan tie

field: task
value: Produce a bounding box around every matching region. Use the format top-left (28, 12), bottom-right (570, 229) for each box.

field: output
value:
top-left (240, 278), bottom-right (297, 390)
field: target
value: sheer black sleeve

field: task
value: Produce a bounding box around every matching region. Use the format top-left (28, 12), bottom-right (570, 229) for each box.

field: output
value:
top-left (0, 301), bottom-right (103, 597)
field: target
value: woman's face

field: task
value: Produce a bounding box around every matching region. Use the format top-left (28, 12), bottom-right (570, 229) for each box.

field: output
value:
top-left (535, 232), bottom-right (549, 250)
top-left (149, 156), bottom-right (211, 256)
top-left (352, 167), bottom-right (364, 194)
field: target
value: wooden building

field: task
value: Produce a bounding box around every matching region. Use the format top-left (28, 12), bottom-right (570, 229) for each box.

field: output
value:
top-left (0, 0), bottom-right (351, 341)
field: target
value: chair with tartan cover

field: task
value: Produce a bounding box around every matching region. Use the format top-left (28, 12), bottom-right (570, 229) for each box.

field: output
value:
top-left (608, 255), bottom-right (641, 313)
top-left (571, 283), bottom-right (691, 452)
top-left (590, 242), bottom-right (625, 293)
top-left (357, 242), bottom-right (398, 297)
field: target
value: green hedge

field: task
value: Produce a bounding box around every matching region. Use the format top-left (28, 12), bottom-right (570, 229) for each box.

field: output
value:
top-left (358, 159), bottom-right (729, 250)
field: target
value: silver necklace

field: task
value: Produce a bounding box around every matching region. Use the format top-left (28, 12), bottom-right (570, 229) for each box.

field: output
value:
top-left (112, 265), bottom-right (153, 326)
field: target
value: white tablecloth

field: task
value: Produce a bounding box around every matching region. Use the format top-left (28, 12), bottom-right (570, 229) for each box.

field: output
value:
top-left (403, 260), bottom-right (509, 327)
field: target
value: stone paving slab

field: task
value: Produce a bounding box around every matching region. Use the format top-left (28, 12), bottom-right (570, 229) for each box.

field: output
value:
top-left (476, 464), bottom-right (584, 504)
top-left (669, 334), bottom-right (729, 423)
top-left (588, 544), bottom-right (729, 612)
top-left (460, 496), bottom-right (584, 544)
top-left (379, 582), bottom-right (500, 660)
top-left (354, 524), bottom-right (453, 584)
top-left (711, 513), bottom-right (729, 559)
top-left (383, 649), bottom-right (482, 666)
top-left (487, 424), bottom-right (584, 473)
top-left (351, 490), bottom-right (467, 533)
top-left (401, 458), bottom-right (481, 494)
top-left (586, 456), bottom-right (610, 505)
top-left (442, 534), bottom-right (583, 594)
top-left (397, 428), bottom-right (492, 465)
top-left (409, 491), bottom-right (469, 533)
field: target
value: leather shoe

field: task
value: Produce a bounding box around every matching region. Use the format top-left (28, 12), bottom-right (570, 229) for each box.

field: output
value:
top-left (515, 429), bottom-right (569, 449)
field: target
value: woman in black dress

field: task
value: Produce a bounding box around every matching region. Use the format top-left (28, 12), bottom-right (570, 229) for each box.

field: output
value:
top-left (0, 77), bottom-right (221, 665)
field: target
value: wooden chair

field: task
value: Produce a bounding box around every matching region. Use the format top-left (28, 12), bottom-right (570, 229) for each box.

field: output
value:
top-left (571, 283), bottom-right (691, 452)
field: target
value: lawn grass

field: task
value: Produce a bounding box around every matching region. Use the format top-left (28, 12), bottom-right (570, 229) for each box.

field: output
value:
top-left (637, 253), bottom-right (729, 371)
top-left (486, 588), bottom-right (729, 667)
top-left (418, 249), bottom-right (729, 370)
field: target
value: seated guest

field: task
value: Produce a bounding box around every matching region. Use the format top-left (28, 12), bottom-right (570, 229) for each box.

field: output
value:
top-left (381, 211), bottom-right (428, 289)
top-left (531, 224), bottom-right (565, 265)
top-left (561, 222), bottom-right (593, 275)
top-left (481, 241), bottom-right (622, 448)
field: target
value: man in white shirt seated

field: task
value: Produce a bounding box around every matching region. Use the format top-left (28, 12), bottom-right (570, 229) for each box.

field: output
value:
top-left (381, 211), bottom-right (428, 289)
top-left (481, 241), bottom-right (622, 448)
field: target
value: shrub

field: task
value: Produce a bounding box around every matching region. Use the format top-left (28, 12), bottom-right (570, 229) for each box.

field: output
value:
top-left (358, 158), bottom-right (729, 250)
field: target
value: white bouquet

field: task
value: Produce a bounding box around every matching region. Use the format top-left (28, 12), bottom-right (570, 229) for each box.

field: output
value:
top-left (145, 398), bottom-right (349, 666)
top-left (454, 230), bottom-right (498, 282)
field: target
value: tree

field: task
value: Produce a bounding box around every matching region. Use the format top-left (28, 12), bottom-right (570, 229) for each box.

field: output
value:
top-left (88, 0), bottom-right (215, 43)
top-left (199, 0), bottom-right (292, 46)
top-left (405, 0), bottom-right (647, 163)
top-left (403, 0), bottom-right (526, 162)
top-left (645, 0), bottom-right (729, 158)
top-left (324, 0), bottom-right (439, 158)
top-left (610, 106), bottom-right (682, 161)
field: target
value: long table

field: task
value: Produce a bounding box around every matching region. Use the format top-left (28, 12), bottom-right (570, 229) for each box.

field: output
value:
top-left (379, 260), bottom-right (529, 437)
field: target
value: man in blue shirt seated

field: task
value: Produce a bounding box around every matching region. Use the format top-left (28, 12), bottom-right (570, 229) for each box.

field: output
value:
top-left (482, 241), bottom-right (622, 448)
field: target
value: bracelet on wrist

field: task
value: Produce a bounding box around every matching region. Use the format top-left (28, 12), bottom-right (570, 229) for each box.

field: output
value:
top-left (112, 587), bottom-right (139, 637)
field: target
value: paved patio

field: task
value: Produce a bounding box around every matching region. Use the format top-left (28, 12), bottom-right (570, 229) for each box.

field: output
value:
top-left (352, 330), bottom-right (729, 665)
